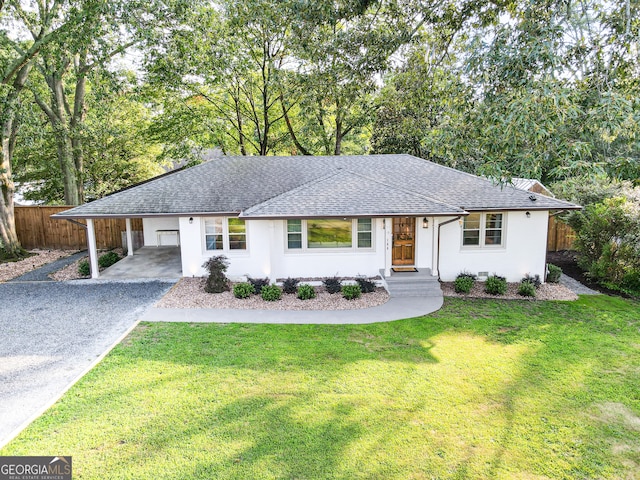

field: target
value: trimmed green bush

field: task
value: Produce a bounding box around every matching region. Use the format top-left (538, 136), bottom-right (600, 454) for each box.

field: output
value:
top-left (233, 282), bottom-right (254, 299)
top-left (485, 275), bottom-right (507, 295)
top-left (261, 285), bottom-right (282, 301)
top-left (202, 255), bottom-right (230, 293)
top-left (454, 276), bottom-right (474, 294)
top-left (282, 277), bottom-right (299, 294)
top-left (547, 264), bottom-right (562, 283)
top-left (323, 277), bottom-right (342, 294)
top-left (342, 284), bottom-right (362, 300)
top-left (297, 284), bottom-right (316, 300)
top-left (355, 277), bottom-right (376, 293)
top-left (98, 251), bottom-right (120, 269)
top-left (78, 259), bottom-right (90, 276)
top-left (518, 281), bottom-right (537, 297)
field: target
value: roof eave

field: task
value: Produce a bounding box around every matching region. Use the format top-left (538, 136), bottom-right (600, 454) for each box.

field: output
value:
top-left (51, 211), bottom-right (241, 220)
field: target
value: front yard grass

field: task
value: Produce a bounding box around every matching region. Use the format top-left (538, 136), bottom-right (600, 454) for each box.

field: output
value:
top-left (2, 295), bottom-right (639, 479)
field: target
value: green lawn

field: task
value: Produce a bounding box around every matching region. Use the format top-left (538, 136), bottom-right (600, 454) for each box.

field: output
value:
top-left (3, 296), bottom-right (639, 479)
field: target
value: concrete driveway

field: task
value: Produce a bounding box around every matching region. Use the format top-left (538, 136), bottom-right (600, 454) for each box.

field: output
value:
top-left (0, 280), bottom-right (174, 448)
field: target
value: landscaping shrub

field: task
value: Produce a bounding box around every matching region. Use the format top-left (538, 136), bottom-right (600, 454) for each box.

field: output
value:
top-left (342, 284), bottom-right (362, 300)
top-left (98, 251), bottom-right (120, 269)
top-left (202, 255), bottom-right (230, 293)
top-left (233, 282), bottom-right (254, 299)
top-left (456, 271), bottom-right (477, 280)
top-left (282, 277), bottom-right (300, 294)
top-left (553, 176), bottom-right (640, 296)
top-left (247, 277), bottom-right (270, 295)
top-left (261, 285), bottom-right (282, 301)
top-left (297, 284), bottom-right (316, 300)
top-left (355, 277), bottom-right (376, 293)
top-left (621, 271), bottom-right (640, 297)
top-left (78, 259), bottom-right (90, 276)
top-left (518, 281), bottom-right (537, 297)
top-left (485, 275), bottom-right (507, 295)
top-left (547, 264), bottom-right (562, 283)
top-left (521, 273), bottom-right (541, 289)
top-left (454, 276), bottom-right (474, 294)
top-left (323, 277), bottom-right (342, 294)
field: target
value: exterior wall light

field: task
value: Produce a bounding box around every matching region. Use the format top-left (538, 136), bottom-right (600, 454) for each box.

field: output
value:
top-left (189, 217), bottom-right (194, 224)
top-left (526, 212), bottom-right (531, 218)
top-left (422, 217), bottom-right (429, 228)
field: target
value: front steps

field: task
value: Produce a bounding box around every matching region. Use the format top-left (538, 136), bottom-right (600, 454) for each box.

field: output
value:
top-left (381, 268), bottom-right (443, 298)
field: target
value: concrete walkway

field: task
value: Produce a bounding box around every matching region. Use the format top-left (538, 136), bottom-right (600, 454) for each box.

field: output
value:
top-left (141, 294), bottom-right (444, 324)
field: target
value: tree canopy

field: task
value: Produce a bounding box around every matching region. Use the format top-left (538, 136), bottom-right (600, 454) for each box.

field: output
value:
top-left (0, 0), bottom-right (638, 258)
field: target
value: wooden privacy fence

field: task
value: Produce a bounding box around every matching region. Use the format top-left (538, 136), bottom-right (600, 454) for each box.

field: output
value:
top-left (15, 206), bottom-right (143, 250)
top-left (547, 215), bottom-right (576, 252)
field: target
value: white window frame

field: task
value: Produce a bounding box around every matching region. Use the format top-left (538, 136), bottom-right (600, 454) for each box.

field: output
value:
top-left (285, 218), bottom-right (375, 252)
top-left (461, 212), bottom-right (506, 249)
top-left (203, 217), bottom-right (249, 252)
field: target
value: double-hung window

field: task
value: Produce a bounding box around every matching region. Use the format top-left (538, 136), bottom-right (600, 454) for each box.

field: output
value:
top-left (462, 212), bottom-right (504, 247)
top-left (287, 218), bottom-right (374, 251)
top-left (204, 217), bottom-right (247, 251)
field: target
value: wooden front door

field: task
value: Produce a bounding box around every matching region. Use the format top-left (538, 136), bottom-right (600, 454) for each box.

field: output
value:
top-left (392, 217), bottom-right (416, 265)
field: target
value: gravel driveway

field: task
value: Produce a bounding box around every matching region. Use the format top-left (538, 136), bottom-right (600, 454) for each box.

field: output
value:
top-left (0, 280), bottom-right (174, 447)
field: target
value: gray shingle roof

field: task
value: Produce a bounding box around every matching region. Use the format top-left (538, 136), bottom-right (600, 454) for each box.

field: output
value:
top-left (54, 154), bottom-right (580, 219)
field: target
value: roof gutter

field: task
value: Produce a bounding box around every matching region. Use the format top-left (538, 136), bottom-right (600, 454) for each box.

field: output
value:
top-left (436, 216), bottom-right (462, 281)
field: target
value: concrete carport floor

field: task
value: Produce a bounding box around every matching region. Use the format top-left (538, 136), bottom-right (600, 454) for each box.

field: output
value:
top-left (100, 246), bottom-right (182, 279)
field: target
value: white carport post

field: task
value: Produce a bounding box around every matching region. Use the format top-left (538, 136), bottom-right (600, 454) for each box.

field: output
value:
top-left (125, 218), bottom-right (134, 256)
top-left (86, 218), bottom-right (99, 279)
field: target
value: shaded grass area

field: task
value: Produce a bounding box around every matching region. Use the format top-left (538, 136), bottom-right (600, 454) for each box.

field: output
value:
top-left (2, 296), bottom-right (639, 479)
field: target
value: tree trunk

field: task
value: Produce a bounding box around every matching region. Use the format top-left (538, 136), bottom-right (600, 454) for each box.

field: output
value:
top-left (71, 66), bottom-right (87, 203)
top-left (0, 64), bottom-right (31, 256)
top-left (334, 115), bottom-right (343, 155)
top-left (55, 130), bottom-right (79, 205)
top-left (280, 93), bottom-right (311, 155)
top-left (233, 87), bottom-right (247, 156)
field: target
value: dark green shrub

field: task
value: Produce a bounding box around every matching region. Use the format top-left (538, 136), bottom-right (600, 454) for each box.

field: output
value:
top-left (485, 275), bottom-right (507, 295)
top-left (78, 259), bottom-right (90, 276)
top-left (456, 271), bottom-right (477, 280)
top-left (454, 276), bottom-right (474, 293)
top-left (518, 281), bottom-right (536, 297)
top-left (233, 282), bottom-right (254, 299)
top-left (98, 251), bottom-right (120, 269)
top-left (546, 264), bottom-right (562, 283)
top-left (521, 273), bottom-right (541, 289)
top-left (202, 255), bottom-right (230, 293)
top-left (342, 284), bottom-right (362, 300)
top-left (297, 284), bottom-right (316, 300)
top-left (282, 277), bottom-right (299, 294)
top-left (355, 277), bottom-right (376, 293)
top-left (621, 271), bottom-right (640, 297)
top-left (247, 277), bottom-right (269, 294)
top-left (323, 277), bottom-right (342, 294)
top-left (261, 285), bottom-right (282, 301)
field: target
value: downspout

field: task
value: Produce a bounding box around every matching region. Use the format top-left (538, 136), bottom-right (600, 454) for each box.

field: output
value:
top-left (436, 216), bottom-right (462, 280)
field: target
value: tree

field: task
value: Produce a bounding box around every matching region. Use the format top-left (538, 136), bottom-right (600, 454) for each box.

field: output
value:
top-left (13, 70), bottom-right (165, 204)
top-left (0, 0), bottom-right (74, 256)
